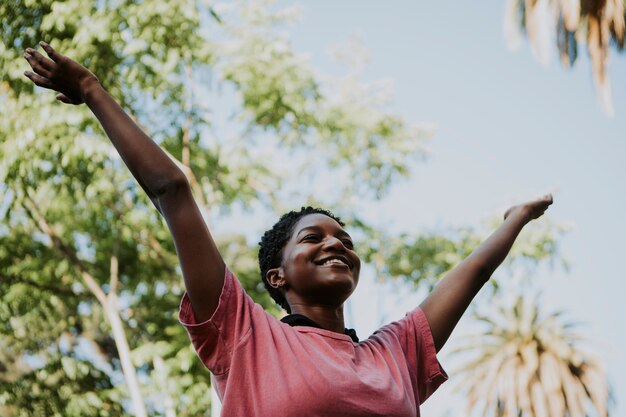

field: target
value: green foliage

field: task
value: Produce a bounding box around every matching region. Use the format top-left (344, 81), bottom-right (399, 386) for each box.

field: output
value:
top-left (357, 219), bottom-right (565, 291)
top-left (1, 355), bottom-right (125, 417)
top-left (0, 0), bottom-right (564, 415)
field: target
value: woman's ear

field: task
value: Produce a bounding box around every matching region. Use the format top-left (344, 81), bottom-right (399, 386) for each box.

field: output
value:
top-left (266, 268), bottom-right (286, 289)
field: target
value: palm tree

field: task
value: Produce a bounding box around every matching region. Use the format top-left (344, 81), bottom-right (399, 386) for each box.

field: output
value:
top-left (453, 294), bottom-right (610, 417)
top-left (504, 0), bottom-right (625, 116)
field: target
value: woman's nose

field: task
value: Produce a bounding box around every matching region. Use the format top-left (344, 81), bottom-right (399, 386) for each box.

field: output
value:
top-left (323, 236), bottom-right (346, 251)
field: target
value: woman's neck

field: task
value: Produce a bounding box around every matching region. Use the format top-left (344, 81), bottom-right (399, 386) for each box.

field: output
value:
top-left (288, 303), bottom-right (346, 334)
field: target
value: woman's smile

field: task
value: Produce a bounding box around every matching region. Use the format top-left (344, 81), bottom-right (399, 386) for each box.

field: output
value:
top-left (315, 255), bottom-right (353, 268)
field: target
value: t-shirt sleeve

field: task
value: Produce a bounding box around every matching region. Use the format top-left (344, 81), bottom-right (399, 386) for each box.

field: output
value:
top-left (374, 307), bottom-right (448, 404)
top-left (178, 267), bottom-right (255, 375)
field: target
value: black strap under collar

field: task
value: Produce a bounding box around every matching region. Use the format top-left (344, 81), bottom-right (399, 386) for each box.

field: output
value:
top-left (281, 313), bottom-right (359, 342)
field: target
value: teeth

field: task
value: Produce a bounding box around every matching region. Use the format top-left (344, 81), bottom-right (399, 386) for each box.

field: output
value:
top-left (322, 259), bottom-right (347, 266)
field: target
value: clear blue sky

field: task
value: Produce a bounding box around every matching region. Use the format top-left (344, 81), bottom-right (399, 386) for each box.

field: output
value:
top-left (281, 1), bottom-right (626, 415)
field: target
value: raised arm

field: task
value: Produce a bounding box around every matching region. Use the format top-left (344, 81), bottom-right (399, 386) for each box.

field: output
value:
top-left (419, 194), bottom-right (553, 352)
top-left (24, 42), bottom-right (224, 322)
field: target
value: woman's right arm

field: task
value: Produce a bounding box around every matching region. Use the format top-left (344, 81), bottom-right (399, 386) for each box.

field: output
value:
top-left (24, 42), bottom-right (224, 322)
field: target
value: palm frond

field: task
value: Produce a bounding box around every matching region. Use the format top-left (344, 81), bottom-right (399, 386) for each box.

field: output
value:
top-left (454, 293), bottom-right (610, 416)
top-left (506, 0), bottom-right (626, 116)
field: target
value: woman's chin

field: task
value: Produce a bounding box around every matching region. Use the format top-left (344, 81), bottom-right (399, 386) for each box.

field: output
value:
top-left (319, 273), bottom-right (358, 296)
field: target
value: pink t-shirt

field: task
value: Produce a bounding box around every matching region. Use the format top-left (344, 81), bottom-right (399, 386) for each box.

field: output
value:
top-left (179, 268), bottom-right (447, 417)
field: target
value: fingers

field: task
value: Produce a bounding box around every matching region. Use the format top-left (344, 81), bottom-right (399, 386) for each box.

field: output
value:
top-left (531, 193), bottom-right (553, 206)
top-left (40, 41), bottom-right (61, 62)
top-left (23, 41), bottom-right (62, 79)
top-left (56, 93), bottom-right (73, 104)
top-left (23, 70), bottom-right (54, 89)
top-left (504, 193), bottom-right (554, 222)
top-left (531, 193), bottom-right (553, 219)
top-left (538, 193), bottom-right (553, 207)
top-left (24, 49), bottom-right (52, 79)
top-left (27, 48), bottom-right (55, 70)
top-left (545, 193), bottom-right (554, 204)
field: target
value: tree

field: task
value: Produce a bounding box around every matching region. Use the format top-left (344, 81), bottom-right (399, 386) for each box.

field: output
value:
top-left (0, 0), bottom-right (434, 415)
top-left (0, 0), bottom-right (578, 416)
top-left (453, 292), bottom-right (610, 417)
top-left (504, 0), bottom-right (626, 116)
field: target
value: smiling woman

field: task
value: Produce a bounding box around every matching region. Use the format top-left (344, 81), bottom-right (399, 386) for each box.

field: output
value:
top-left (257, 207), bottom-right (357, 316)
top-left (262, 210), bottom-right (361, 327)
top-left (23, 40), bottom-right (553, 417)
top-left (179, 207), bottom-right (448, 416)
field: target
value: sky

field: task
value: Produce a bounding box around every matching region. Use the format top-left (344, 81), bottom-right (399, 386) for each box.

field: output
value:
top-left (279, 1), bottom-right (626, 416)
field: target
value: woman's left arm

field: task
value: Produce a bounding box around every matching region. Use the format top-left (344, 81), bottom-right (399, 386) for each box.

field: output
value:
top-left (419, 194), bottom-right (553, 352)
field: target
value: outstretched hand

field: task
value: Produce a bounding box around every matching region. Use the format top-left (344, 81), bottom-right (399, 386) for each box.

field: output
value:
top-left (23, 41), bottom-right (99, 105)
top-left (504, 193), bottom-right (553, 223)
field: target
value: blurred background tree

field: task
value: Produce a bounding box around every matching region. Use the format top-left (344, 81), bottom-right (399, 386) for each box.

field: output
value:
top-left (0, 0), bottom-right (610, 416)
top-left (504, 0), bottom-right (626, 117)
top-left (453, 293), bottom-right (610, 417)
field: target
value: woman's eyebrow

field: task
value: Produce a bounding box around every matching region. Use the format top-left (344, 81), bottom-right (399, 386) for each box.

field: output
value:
top-left (296, 226), bottom-right (322, 236)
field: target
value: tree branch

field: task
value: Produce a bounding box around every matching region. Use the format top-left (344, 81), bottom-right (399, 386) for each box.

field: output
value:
top-left (109, 234), bottom-right (120, 298)
top-left (146, 235), bottom-right (179, 275)
top-left (20, 192), bottom-right (109, 306)
top-left (182, 63), bottom-right (193, 169)
top-left (1, 273), bottom-right (87, 300)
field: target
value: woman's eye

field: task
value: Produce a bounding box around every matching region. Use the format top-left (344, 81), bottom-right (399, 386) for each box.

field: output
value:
top-left (342, 240), bottom-right (354, 249)
top-left (303, 234), bottom-right (320, 242)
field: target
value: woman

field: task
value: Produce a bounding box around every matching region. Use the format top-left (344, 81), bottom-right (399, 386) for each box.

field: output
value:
top-left (23, 42), bottom-right (553, 416)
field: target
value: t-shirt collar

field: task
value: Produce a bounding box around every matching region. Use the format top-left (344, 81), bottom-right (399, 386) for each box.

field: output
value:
top-left (280, 313), bottom-right (359, 342)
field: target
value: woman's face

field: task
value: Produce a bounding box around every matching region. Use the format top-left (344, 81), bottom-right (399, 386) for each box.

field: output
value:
top-left (276, 213), bottom-right (361, 307)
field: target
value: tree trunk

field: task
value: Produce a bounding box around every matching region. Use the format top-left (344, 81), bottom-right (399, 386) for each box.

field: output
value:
top-left (153, 354), bottom-right (177, 417)
top-left (21, 197), bottom-right (148, 417)
top-left (103, 298), bottom-right (148, 417)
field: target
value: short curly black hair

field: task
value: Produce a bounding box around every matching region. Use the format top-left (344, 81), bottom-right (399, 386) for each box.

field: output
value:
top-left (258, 207), bottom-right (344, 313)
